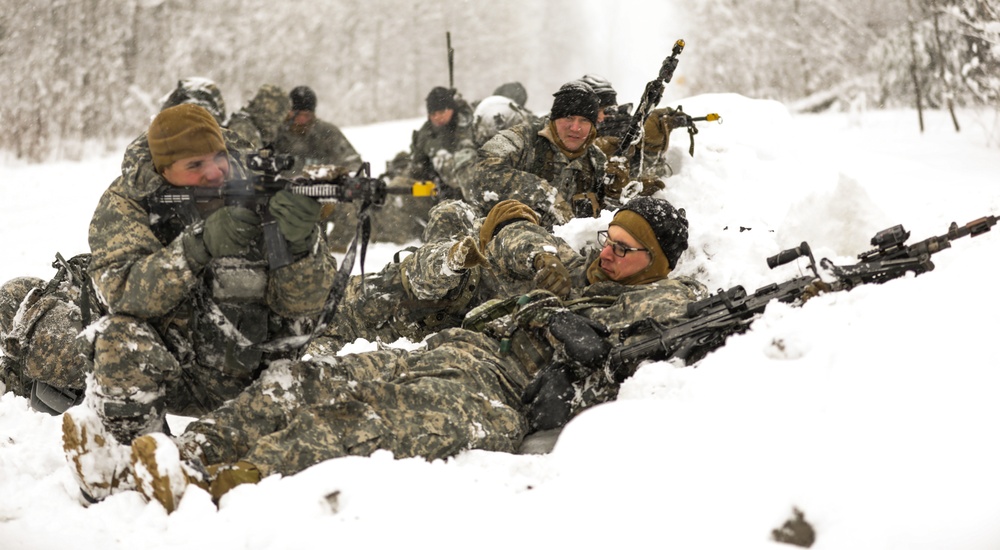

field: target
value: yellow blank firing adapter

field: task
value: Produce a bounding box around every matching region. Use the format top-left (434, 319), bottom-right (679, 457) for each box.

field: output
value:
top-left (706, 113), bottom-right (722, 123)
top-left (412, 181), bottom-right (437, 197)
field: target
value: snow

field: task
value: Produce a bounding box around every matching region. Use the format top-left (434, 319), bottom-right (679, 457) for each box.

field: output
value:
top-left (2, 95), bottom-right (1000, 549)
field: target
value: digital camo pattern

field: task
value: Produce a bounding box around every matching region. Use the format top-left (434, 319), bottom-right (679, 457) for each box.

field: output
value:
top-left (367, 102), bottom-right (477, 245)
top-left (85, 136), bottom-right (337, 442)
top-left (159, 77), bottom-right (227, 125)
top-left (308, 213), bottom-right (583, 356)
top-left (307, 219), bottom-right (568, 356)
top-left (407, 100), bottom-right (476, 185)
top-left (472, 117), bottom-right (609, 226)
top-left (0, 277), bottom-right (45, 396)
top-left (225, 84), bottom-right (291, 150)
top-left (179, 327), bottom-right (530, 476)
top-left (181, 222), bottom-right (704, 473)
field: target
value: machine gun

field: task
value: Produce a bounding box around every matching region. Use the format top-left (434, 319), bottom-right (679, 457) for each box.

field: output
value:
top-left (605, 214), bottom-right (999, 382)
top-left (153, 149), bottom-right (428, 270)
top-left (661, 105), bottom-right (722, 157)
top-left (613, 39), bottom-right (685, 162)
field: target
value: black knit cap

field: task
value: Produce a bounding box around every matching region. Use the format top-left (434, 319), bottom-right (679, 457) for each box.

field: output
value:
top-left (619, 196), bottom-right (689, 269)
top-left (290, 85), bottom-right (317, 112)
top-left (426, 86), bottom-right (457, 113)
top-left (550, 80), bottom-right (599, 125)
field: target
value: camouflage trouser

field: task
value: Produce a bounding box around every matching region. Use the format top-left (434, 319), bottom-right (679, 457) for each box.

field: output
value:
top-left (422, 199), bottom-right (480, 243)
top-left (180, 328), bottom-right (529, 476)
top-left (90, 314), bottom-right (258, 444)
top-left (306, 237), bottom-right (479, 356)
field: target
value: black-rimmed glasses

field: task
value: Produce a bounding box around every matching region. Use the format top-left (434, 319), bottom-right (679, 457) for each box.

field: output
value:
top-left (597, 230), bottom-right (649, 258)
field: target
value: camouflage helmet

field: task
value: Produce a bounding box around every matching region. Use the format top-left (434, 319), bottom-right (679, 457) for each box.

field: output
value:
top-left (160, 77), bottom-right (227, 124)
top-left (580, 74), bottom-right (617, 108)
top-left (491, 82), bottom-right (528, 107)
top-left (246, 84), bottom-right (291, 142)
top-left (472, 95), bottom-right (532, 146)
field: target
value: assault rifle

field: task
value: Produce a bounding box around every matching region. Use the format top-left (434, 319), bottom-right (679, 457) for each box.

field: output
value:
top-left (605, 214), bottom-right (998, 382)
top-left (153, 149), bottom-right (430, 270)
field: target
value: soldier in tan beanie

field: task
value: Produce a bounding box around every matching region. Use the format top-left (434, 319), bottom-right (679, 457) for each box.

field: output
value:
top-left (148, 104), bottom-right (228, 186)
top-left (57, 101), bottom-right (338, 507)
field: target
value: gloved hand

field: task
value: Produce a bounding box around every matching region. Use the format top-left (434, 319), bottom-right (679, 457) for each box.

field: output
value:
top-left (546, 310), bottom-right (611, 370)
top-left (521, 363), bottom-right (575, 432)
top-left (182, 229), bottom-right (211, 270)
top-left (268, 190), bottom-right (322, 255)
top-left (637, 174), bottom-right (666, 196)
top-left (545, 195), bottom-right (574, 226)
top-left (202, 206), bottom-right (261, 258)
top-left (603, 156), bottom-right (631, 200)
top-left (445, 236), bottom-right (487, 272)
top-left (533, 252), bottom-right (572, 298)
top-left (800, 280), bottom-right (833, 303)
top-left (642, 107), bottom-right (676, 156)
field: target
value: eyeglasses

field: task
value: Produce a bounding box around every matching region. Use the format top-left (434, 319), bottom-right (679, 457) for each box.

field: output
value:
top-left (597, 230), bottom-right (649, 258)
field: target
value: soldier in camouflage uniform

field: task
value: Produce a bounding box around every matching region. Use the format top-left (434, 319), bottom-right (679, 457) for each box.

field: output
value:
top-left (121, 196), bottom-right (704, 513)
top-left (58, 104), bottom-right (337, 503)
top-left (307, 199), bottom-right (581, 356)
top-left (1, 80), bottom-right (248, 411)
top-left (226, 84), bottom-right (292, 151)
top-left (581, 74), bottom-right (683, 196)
top-left (369, 86), bottom-right (478, 247)
top-left (272, 85), bottom-right (363, 251)
top-left (160, 77), bottom-right (228, 125)
top-left (466, 80), bottom-right (627, 228)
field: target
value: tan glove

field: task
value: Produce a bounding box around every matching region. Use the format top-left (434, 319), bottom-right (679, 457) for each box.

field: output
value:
top-left (537, 194), bottom-right (576, 227)
top-left (603, 156), bottom-right (631, 200)
top-left (637, 174), bottom-right (665, 196)
top-left (642, 107), bottom-right (676, 156)
top-left (533, 252), bottom-right (572, 298)
top-left (800, 280), bottom-right (833, 303)
top-left (446, 236), bottom-right (487, 272)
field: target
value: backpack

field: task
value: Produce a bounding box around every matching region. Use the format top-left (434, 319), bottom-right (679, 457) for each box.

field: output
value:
top-left (3, 253), bottom-right (103, 413)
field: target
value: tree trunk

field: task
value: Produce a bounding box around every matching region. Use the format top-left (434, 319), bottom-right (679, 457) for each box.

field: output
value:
top-left (930, 0), bottom-right (961, 132)
top-left (906, 0), bottom-right (925, 132)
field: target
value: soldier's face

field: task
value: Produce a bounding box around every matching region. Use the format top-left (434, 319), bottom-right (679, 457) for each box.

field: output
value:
top-left (290, 110), bottom-right (315, 133)
top-left (598, 225), bottom-right (651, 281)
top-left (162, 151), bottom-right (229, 188)
top-left (429, 108), bottom-right (454, 128)
top-left (554, 116), bottom-right (593, 152)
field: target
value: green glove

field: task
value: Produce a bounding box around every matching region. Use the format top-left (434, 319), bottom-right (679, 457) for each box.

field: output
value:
top-left (268, 190), bottom-right (321, 255)
top-left (203, 206), bottom-right (262, 257)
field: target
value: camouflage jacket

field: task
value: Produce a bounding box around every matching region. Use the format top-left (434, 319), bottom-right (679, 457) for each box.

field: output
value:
top-left (88, 133), bottom-right (338, 369)
top-left (472, 117), bottom-right (609, 226)
top-left (273, 117), bottom-right (362, 175)
top-left (408, 101), bottom-right (476, 182)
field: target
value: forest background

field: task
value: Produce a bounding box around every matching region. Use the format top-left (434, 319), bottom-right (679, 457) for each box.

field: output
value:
top-left (1, 0), bottom-right (998, 162)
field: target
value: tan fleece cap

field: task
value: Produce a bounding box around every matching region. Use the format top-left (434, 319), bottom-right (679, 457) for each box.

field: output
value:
top-left (148, 104), bottom-right (226, 172)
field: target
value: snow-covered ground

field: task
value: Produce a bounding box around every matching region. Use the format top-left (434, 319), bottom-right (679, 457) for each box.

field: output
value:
top-left (2, 95), bottom-right (1000, 549)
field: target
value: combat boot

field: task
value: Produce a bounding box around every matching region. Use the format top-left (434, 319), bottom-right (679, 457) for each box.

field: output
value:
top-left (62, 406), bottom-right (135, 503)
top-left (130, 433), bottom-right (210, 513)
top-left (130, 433), bottom-right (263, 512)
